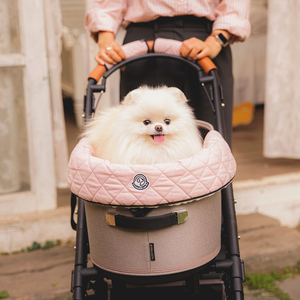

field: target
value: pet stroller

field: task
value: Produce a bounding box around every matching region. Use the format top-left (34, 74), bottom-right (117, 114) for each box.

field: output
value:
top-left (68, 38), bottom-right (245, 300)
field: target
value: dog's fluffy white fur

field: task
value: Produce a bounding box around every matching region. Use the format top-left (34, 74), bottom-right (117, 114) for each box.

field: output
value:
top-left (84, 86), bottom-right (203, 165)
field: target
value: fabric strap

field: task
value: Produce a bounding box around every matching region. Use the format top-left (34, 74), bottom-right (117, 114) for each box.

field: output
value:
top-left (106, 210), bottom-right (188, 229)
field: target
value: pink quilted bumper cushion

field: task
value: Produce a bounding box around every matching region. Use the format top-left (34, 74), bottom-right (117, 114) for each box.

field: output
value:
top-left (68, 130), bottom-right (236, 207)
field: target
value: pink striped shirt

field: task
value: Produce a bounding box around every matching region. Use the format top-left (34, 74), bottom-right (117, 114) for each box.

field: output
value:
top-left (85, 0), bottom-right (251, 42)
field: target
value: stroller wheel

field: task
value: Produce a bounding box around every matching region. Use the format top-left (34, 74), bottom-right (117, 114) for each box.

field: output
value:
top-left (110, 280), bottom-right (126, 300)
top-left (93, 277), bottom-right (108, 300)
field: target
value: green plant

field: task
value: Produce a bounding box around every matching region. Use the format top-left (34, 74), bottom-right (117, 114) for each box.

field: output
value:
top-left (43, 240), bottom-right (55, 249)
top-left (27, 242), bottom-right (41, 251)
top-left (245, 264), bottom-right (300, 300)
top-left (294, 261), bottom-right (300, 274)
top-left (0, 291), bottom-right (9, 298)
top-left (26, 239), bottom-right (62, 252)
top-left (52, 281), bottom-right (59, 287)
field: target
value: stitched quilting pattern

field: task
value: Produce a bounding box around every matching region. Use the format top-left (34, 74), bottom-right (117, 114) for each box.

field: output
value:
top-left (68, 131), bottom-right (236, 206)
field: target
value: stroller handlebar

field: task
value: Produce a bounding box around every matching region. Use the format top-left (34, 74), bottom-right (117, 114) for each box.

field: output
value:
top-left (88, 38), bottom-right (217, 82)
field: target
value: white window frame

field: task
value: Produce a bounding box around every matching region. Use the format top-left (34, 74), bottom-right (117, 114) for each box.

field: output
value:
top-left (0, 0), bottom-right (56, 215)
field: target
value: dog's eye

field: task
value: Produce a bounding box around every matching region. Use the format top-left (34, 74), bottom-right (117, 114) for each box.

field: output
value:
top-left (143, 120), bottom-right (151, 125)
top-left (164, 119), bottom-right (171, 125)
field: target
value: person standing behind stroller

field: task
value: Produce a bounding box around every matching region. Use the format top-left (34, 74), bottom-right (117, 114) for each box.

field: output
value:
top-left (85, 0), bottom-right (251, 147)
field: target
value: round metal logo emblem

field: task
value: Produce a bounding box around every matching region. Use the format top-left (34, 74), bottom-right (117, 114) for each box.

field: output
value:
top-left (132, 174), bottom-right (149, 190)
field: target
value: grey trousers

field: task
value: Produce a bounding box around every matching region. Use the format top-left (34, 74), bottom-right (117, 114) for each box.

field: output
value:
top-left (120, 16), bottom-right (233, 146)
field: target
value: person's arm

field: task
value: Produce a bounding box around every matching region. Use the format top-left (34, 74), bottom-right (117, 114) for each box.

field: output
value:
top-left (85, 0), bottom-right (127, 64)
top-left (95, 31), bottom-right (126, 65)
top-left (213, 0), bottom-right (251, 43)
top-left (180, 0), bottom-right (251, 61)
top-left (180, 29), bottom-right (231, 61)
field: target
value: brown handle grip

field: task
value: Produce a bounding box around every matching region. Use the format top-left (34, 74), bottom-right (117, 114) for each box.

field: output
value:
top-left (88, 64), bottom-right (107, 82)
top-left (147, 40), bottom-right (154, 52)
top-left (197, 57), bottom-right (218, 74)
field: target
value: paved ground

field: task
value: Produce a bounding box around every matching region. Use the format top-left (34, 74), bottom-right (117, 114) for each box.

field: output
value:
top-left (237, 213), bottom-right (300, 274)
top-left (1, 212), bottom-right (300, 300)
top-left (0, 244), bottom-right (74, 300)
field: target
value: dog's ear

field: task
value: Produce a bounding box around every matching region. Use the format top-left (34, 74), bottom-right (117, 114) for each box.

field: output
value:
top-left (168, 87), bottom-right (188, 103)
top-left (122, 88), bottom-right (143, 105)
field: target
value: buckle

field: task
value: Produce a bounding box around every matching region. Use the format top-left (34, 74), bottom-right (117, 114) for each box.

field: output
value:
top-left (175, 210), bottom-right (189, 224)
top-left (106, 213), bottom-right (116, 226)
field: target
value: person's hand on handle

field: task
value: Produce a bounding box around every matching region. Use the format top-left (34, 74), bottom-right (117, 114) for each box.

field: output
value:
top-left (180, 30), bottom-right (231, 61)
top-left (94, 31), bottom-right (126, 65)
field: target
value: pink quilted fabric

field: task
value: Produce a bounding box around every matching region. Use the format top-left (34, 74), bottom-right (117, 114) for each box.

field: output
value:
top-left (68, 130), bottom-right (236, 207)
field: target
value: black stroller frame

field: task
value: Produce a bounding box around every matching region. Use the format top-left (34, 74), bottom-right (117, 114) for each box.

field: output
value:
top-left (70, 44), bottom-right (245, 300)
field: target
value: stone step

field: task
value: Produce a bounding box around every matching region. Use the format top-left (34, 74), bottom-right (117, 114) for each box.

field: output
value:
top-left (0, 206), bottom-right (75, 253)
top-left (234, 172), bottom-right (300, 228)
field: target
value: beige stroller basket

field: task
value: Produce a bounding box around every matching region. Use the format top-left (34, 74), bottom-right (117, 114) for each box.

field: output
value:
top-left (68, 121), bottom-right (236, 276)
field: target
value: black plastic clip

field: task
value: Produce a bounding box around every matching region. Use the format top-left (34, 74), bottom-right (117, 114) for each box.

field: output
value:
top-left (241, 259), bottom-right (246, 282)
top-left (70, 193), bottom-right (77, 231)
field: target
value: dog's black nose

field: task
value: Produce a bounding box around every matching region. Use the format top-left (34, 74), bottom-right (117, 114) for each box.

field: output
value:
top-left (155, 125), bottom-right (163, 132)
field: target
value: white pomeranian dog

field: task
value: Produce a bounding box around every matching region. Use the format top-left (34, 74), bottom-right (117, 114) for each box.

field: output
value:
top-left (84, 86), bottom-right (203, 165)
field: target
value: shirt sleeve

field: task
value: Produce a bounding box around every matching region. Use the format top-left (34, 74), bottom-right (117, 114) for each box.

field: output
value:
top-left (212, 0), bottom-right (251, 42)
top-left (85, 0), bottom-right (127, 42)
